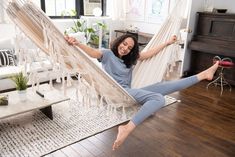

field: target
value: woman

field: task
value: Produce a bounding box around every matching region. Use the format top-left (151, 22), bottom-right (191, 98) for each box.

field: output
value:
top-left (65, 34), bottom-right (219, 150)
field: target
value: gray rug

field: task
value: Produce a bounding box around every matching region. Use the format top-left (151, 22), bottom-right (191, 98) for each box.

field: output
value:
top-left (0, 96), bottom-right (176, 157)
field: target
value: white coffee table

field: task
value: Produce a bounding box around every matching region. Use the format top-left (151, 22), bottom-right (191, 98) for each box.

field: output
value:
top-left (0, 84), bottom-right (70, 120)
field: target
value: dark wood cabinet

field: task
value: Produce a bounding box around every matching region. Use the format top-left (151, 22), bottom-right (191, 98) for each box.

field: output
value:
top-left (189, 12), bottom-right (235, 85)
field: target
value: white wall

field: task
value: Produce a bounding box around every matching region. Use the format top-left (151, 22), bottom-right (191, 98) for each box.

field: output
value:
top-left (53, 19), bottom-right (74, 33)
top-left (0, 24), bottom-right (15, 40)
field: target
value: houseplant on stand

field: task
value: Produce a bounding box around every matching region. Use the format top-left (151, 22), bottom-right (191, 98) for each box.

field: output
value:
top-left (11, 72), bottom-right (28, 101)
top-left (62, 10), bottom-right (108, 48)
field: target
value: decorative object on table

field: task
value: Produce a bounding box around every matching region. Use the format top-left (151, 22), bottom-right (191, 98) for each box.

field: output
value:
top-left (11, 72), bottom-right (28, 101)
top-left (0, 94), bottom-right (8, 106)
top-left (213, 8), bottom-right (227, 13)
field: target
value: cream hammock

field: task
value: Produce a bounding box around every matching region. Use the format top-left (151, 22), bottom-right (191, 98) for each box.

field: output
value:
top-left (132, 0), bottom-right (186, 88)
top-left (4, 0), bottom-right (185, 108)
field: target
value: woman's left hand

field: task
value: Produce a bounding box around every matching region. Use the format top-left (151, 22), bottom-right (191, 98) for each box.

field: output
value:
top-left (64, 35), bottom-right (79, 46)
top-left (167, 35), bottom-right (177, 45)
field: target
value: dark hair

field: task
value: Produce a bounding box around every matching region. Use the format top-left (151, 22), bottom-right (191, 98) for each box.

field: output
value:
top-left (110, 34), bottom-right (139, 68)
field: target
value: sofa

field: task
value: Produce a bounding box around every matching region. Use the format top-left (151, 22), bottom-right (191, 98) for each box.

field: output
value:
top-left (0, 37), bottom-right (56, 92)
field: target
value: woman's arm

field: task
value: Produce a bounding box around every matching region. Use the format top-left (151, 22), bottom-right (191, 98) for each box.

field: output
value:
top-left (138, 35), bottom-right (177, 61)
top-left (65, 36), bottom-right (102, 59)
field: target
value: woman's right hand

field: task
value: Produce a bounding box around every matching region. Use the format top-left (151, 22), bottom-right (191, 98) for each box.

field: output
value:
top-left (64, 36), bottom-right (79, 46)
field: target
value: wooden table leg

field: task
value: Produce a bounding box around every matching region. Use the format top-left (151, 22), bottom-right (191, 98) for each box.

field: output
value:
top-left (40, 106), bottom-right (53, 120)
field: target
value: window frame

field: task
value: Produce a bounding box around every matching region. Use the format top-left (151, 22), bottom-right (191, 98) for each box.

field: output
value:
top-left (40, 0), bottom-right (106, 19)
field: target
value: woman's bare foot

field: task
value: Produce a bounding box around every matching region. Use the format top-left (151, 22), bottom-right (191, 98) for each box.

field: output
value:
top-left (197, 61), bottom-right (219, 81)
top-left (112, 121), bottom-right (136, 150)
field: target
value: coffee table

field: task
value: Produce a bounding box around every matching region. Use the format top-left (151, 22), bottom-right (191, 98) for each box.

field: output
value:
top-left (0, 84), bottom-right (70, 120)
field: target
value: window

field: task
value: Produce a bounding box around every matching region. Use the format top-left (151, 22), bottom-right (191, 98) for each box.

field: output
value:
top-left (45, 0), bottom-right (76, 16)
top-left (38, 0), bottom-right (106, 19)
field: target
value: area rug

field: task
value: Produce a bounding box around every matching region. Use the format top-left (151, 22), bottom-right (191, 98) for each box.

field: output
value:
top-left (0, 94), bottom-right (177, 157)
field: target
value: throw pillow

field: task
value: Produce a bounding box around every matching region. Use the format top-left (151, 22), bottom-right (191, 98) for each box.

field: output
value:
top-left (0, 49), bottom-right (16, 67)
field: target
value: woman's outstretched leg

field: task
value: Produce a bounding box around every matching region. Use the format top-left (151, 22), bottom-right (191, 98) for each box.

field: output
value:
top-left (112, 62), bottom-right (219, 150)
top-left (141, 61), bottom-right (219, 95)
top-left (113, 92), bottom-right (165, 150)
top-left (196, 61), bottom-right (219, 81)
top-left (112, 121), bottom-right (136, 150)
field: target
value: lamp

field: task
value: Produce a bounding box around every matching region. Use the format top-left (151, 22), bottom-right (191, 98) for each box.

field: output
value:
top-left (93, 7), bottom-right (102, 17)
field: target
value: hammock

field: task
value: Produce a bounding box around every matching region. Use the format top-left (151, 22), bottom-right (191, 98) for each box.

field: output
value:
top-left (132, 0), bottom-right (186, 88)
top-left (4, 0), bottom-right (185, 108)
top-left (4, 0), bottom-right (137, 109)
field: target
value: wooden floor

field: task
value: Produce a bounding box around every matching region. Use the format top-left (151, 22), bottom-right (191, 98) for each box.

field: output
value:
top-left (44, 81), bottom-right (235, 157)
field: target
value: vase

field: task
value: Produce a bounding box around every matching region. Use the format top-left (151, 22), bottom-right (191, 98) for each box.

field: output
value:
top-left (69, 32), bottom-right (87, 44)
top-left (18, 90), bottom-right (27, 101)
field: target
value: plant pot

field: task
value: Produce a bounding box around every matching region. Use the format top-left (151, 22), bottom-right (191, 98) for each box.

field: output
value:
top-left (69, 32), bottom-right (87, 44)
top-left (18, 90), bottom-right (27, 101)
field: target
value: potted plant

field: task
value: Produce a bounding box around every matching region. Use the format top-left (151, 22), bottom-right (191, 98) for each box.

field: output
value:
top-left (62, 9), bottom-right (108, 48)
top-left (0, 95), bottom-right (8, 106)
top-left (11, 72), bottom-right (28, 101)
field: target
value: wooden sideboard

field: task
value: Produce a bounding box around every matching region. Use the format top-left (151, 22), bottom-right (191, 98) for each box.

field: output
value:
top-left (189, 12), bottom-right (235, 85)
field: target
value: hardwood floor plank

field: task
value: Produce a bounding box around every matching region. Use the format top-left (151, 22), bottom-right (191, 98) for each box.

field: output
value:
top-left (61, 146), bottom-right (82, 157)
top-left (70, 142), bottom-right (95, 157)
top-left (79, 138), bottom-right (103, 156)
top-left (87, 136), bottom-right (113, 156)
top-left (50, 150), bottom-right (67, 157)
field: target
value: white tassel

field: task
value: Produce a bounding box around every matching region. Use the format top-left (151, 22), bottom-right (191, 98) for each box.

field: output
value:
top-left (61, 71), bottom-right (66, 96)
top-left (42, 22), bottom-right (49, 49)
top-left (99, 95), bottom-right (104, 110)
top-left (122, 106), bottom-right (127, 120)
top-left (49, 75), bottom-right (53, 89)
top-left (66, 73), bottom-right (72, 87)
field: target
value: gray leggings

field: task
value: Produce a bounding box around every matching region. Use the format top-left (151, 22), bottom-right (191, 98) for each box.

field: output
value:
top-left (126, 75), bottom-right (199, 126)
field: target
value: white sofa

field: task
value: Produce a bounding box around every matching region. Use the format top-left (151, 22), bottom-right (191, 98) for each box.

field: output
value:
top-left (0, 38), bottom-right (56, 92)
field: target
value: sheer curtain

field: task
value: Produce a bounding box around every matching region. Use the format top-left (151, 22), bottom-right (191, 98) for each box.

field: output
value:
top-left (107, 0), bottom-right (126, 20)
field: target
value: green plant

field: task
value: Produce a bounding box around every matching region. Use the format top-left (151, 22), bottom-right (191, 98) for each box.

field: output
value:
top-left (89, 22), bottom-right (107, 46)
top-left (11, 72), bottom-right (28, 91)
top-left (62, 10), bottom-right (87, 35)
top-left (62, 9), bottom-right (108, 47)
top-left (0, 95), bottom-right (8, 106)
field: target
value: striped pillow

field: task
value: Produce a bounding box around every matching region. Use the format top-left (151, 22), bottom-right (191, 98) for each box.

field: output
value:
top-left (0, 49), bottom-right (16, 67)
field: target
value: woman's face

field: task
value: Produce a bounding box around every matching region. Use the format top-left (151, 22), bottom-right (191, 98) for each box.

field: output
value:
top-left (117, 37), bottom-right (134, 58)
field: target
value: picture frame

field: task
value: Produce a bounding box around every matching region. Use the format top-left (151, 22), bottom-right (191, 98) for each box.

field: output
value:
top-left (125, 0), bottom-right (146, 22)
top-left (145, 0), bottom-right (170, 24)
top-left (83, 0), bottom-right (102, 16)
